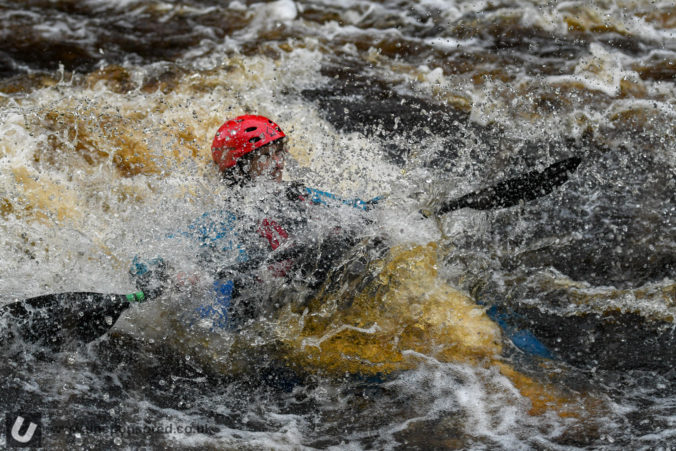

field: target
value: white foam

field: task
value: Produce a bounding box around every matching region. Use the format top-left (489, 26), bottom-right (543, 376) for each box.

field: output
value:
top-left (546, 43), bottom-right (641, 97)
top-left (371, 360), bottom-right (564, 448)
top-left (424, 37), bottom-right (482, 51)
top-left (266, 0), bottom-right (298, 22)
top-left (228, 1), bottom-right (246, 11)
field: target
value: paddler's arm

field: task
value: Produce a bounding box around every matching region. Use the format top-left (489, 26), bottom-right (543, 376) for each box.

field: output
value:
top-left (301, 186), bottom-right (382, 211)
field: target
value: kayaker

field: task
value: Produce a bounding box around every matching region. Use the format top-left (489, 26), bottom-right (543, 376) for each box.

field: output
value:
top-left (130, 115), bottom-right (379, 331)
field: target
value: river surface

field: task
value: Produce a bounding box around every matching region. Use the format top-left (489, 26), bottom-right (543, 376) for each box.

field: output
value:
top-left (0, 0), bottom-right (675, 449)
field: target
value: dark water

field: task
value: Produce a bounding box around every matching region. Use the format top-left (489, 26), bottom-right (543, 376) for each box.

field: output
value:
top-left (1, 0), bottom-right (675, 449)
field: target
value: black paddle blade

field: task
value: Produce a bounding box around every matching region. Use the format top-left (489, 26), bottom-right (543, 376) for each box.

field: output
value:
top-left (437, 157), bottom-right (582, 215)
top-left (0, 292), bottom-right (144, 350)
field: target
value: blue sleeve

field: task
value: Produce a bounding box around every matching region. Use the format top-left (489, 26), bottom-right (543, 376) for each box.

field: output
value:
top-left (130, 210), bottom-right (249, 292)
top-left (304, 187), bottom-right (382, 211)
top-left (167, 210), bottom-right (249, 263)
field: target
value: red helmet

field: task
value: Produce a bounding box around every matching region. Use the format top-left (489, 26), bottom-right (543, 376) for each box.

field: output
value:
top-left (211, 115), bottom-right (286, 171)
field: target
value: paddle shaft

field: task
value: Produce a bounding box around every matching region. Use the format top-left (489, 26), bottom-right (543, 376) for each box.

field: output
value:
top-left (437, 157), bottom-right (582, 215)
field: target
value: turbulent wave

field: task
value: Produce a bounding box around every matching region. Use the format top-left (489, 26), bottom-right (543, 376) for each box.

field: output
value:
top-left (0, 0), bottom-right (674, 449)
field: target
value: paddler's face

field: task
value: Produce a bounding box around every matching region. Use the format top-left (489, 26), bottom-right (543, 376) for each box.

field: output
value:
top-left (249, 140), bottom-right (285, 182)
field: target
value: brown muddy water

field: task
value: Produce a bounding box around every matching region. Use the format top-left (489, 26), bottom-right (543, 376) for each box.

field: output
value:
top-left (0, 0), bottom-right (674, 449)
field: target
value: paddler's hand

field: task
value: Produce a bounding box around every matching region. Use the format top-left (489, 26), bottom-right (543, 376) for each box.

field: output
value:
top-left (129, 256), bottom-right (169, 299)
